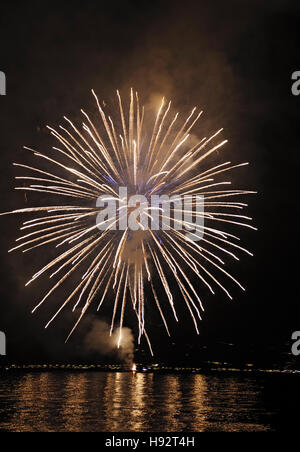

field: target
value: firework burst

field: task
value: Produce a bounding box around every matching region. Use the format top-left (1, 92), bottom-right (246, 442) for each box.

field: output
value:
top-left (2, 89), bottom-right (256, 354)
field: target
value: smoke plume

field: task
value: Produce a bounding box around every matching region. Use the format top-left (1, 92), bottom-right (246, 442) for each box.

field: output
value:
top-left (84, 319), bottom-right (134, 365)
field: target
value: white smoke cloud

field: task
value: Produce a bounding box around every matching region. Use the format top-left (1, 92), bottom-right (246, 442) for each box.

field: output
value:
top-left (84, 319), bottom-right (134, 365)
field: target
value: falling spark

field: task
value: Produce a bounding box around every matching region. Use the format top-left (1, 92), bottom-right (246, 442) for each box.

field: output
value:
top-left (1, 89), bottom-right (256, 354)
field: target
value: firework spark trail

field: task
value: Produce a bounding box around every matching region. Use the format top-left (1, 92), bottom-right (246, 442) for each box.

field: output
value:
top-left (1, 89), bottom-right (256, 354)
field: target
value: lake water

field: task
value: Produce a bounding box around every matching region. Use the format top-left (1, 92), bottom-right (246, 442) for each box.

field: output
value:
top-left (0, 371), bottom-right (297, 432)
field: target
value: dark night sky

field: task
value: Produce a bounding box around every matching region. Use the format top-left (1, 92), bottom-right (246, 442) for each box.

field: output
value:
top-left (0, 0), bottom-right (299, 364)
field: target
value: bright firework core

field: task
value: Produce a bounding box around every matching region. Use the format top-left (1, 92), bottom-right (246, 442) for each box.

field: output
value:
top-left (2, 89), bottom-right (256, 354)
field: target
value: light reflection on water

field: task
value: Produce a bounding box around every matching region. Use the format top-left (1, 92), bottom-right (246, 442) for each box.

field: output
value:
top-left (0, 371), bottom-right (276, 431)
